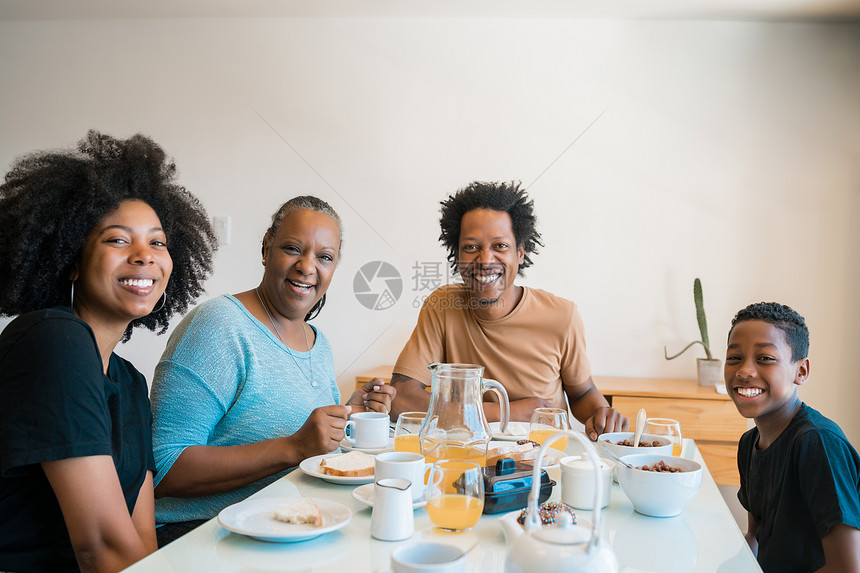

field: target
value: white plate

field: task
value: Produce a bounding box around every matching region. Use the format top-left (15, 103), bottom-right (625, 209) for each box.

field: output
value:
top-left (339, 437), bottom-right (394, 454)
top-left (217, 496), bottom-right (351, 543)
top-left (489, 421), bottom-right (529, 441)
top-left (299, 453), bottom-right (375, 485)
top-left (351, 483), bottom-right (428, 510)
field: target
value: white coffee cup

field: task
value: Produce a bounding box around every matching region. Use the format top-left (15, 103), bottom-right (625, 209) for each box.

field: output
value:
top-left (344, 411), bottom-right (390, 449)
top-left (561, 455), bottom-right (615, 510)
top-left (375, 451), bottom-right (431, 502)
top-left (387, 542), bottom-right (466, 573)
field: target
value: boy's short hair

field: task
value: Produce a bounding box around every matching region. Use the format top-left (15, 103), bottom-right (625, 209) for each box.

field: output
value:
top-left (729, 302), bottom-right (809, 361)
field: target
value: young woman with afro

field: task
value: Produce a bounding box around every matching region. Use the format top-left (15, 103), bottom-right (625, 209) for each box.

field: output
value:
top-left (0, 131), bottom-right (217, 572)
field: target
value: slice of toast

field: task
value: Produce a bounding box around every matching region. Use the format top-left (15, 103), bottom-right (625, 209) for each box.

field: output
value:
top-left (273, 498), bottom-right (323, 527)
top-left (319, 450), bottom-right (375, 477)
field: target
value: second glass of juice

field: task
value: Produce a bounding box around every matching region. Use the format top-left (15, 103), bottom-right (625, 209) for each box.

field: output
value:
top-left (645, 418), bottom-right (683, 456)
top-left (529, 407), bottom-right (570, 451)
top-left (394, 412), bottom-right (425, 454)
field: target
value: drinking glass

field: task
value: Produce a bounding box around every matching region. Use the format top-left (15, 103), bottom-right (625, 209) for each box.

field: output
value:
top-left (645, 418), bottom-right (683, 456)
top-left (529, 407), bottom-right (569, 451)
top-left (394, 412), bottom-right (425, 454)
top-left (425, 460), bottom-right (484, 533)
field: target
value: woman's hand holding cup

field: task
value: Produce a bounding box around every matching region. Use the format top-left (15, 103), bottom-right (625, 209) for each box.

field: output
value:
top-left (292, 404), bottom-right (351, 459)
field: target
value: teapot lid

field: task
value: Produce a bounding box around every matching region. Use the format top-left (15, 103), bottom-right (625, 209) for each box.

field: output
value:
top-left (530, 513), bottom-right (591, 546)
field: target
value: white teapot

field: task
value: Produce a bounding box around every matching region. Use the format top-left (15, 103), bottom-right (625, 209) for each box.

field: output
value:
top-left (502, 430), bottom-right (619, 573)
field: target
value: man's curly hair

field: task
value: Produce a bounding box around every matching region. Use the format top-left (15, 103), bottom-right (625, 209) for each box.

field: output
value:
top-left (0, 130), bottom-right (217, 340)
top-left (439, 181), bottom-right (543, 277)
top-left (729, 302), bottom-right (809, 361)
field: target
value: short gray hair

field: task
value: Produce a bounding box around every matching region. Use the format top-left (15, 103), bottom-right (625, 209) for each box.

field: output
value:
top-left (264, 195), bottom-right (343, 254)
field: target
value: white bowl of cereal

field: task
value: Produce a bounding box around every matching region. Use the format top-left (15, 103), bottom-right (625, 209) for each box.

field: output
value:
top-left (597, 432), bottom-right (674, 461)
top-left (615, 454), bottom-right (703, 517)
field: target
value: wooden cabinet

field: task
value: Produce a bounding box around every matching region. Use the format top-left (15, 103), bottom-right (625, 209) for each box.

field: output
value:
top-left (595, 377), bottom-right (748, 487)
top-left (354, 365), bottom-right (394, 390)
top-left (354, 367), bottom-right (749, 486)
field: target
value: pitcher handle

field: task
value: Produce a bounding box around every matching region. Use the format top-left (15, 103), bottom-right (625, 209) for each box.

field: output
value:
top-left (482, 378), bottom-right (509, 435)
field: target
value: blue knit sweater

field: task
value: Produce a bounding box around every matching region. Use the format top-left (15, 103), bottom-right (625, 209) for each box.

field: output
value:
top-left (150, 295), bottom-right (339, 523)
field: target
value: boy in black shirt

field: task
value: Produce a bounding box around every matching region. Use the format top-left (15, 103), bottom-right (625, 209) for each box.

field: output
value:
top-left (726, 302), bottom-right (860, 572)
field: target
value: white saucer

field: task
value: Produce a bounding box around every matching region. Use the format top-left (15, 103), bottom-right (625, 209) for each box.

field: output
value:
top-left (351, 483), bottom-right (428, 509)
top-left (299, 453), bottom-right (375, 485)
top-left (339, 437), bottom-right (394, 455)
top-left (218, 496), bottom-right (351, 542)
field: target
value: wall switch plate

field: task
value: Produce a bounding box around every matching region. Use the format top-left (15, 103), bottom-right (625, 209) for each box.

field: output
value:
top-left (213, 215), bottom-right (231, 245)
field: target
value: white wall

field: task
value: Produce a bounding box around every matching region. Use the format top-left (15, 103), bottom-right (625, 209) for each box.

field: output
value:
top-left (1, 17), bottom-right (858, 444)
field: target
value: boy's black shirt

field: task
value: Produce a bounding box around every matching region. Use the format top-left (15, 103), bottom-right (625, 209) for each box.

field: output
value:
top-left (738, 403), bottom-right (860, 573)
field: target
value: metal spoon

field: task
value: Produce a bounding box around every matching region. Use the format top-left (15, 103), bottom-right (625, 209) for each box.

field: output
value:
top-left (632, 408), bottom-right (647, 448)
top-left (601, 445), bottom-right (635, 469)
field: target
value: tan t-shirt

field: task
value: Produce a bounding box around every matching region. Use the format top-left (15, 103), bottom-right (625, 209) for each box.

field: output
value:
top-left (393, 284), bottom-right (591, 409)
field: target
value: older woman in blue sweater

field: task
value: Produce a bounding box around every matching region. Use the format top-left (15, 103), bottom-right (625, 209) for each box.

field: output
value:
top-left (150, 196), bottom-right (393, 545)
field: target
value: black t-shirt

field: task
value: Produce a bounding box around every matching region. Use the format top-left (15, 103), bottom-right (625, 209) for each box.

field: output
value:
top-left (738, 403), bottom-right (860, 573)
top-left (0, 308), bottom-right (156, 572)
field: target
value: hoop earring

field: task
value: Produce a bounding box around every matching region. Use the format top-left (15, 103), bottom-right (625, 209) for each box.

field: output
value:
top-left (151, 292), bottom-right (167, 314)
top-left (70, 281), bottom-right (75, 309)
top-left (305, 293), bottom-right (326, 321)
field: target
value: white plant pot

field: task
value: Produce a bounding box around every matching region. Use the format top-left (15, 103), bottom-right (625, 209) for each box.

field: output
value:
top-left (697, 358), bottom-right (721, 386)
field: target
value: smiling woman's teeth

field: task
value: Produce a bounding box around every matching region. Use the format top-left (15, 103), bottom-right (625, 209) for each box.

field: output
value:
top-left (289, 280), bottom-right (312, 290)
top-left (121, 279), bottom-right (154, 288)
top-left (737, 388), bottom-right (763, 398)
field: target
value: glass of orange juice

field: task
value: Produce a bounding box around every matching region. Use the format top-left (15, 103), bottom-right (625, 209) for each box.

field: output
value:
top-left (425, 459), bottom-right (484, 533)
top-left (393, 412), bottom-right (425, 454)
top-left (528, 408), bottom-right (569, 451)
top-left (645, 418), bottom-right (683, 456)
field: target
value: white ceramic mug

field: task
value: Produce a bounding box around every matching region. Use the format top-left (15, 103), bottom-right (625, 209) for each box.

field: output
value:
top-left (344, 411), bottom-right (390, 449)
top-left (387, 542), bottom-right (466, 573)
top-left (375, 451), bottom-right (431, 502)
top-left (561, 455), bottom-right (615, 510)
top-left (371, 478), bottom-right (414, 542)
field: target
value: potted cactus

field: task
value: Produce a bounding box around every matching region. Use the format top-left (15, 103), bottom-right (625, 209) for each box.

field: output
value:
top-left (664, 278), bottom-right (721, 386)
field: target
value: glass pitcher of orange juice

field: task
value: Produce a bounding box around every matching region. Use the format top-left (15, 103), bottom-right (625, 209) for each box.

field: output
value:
top-left (418, 363), bottom-right (510, 467)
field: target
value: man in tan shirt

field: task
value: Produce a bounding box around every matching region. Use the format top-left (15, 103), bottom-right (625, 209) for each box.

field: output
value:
top-left (387, 181), bottom-right (628, 440)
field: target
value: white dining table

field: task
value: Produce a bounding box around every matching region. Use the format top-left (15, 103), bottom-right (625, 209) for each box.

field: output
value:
top-left (123, 439), bottom-right (761, 572)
